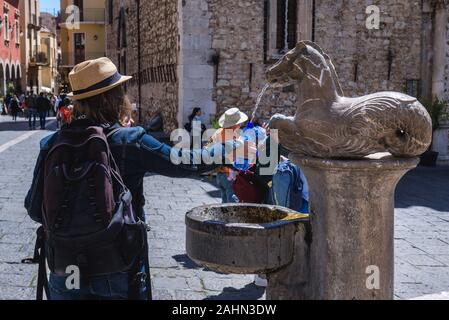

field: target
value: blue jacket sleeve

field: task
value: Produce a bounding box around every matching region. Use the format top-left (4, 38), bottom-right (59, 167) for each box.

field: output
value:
top-left (138, 133), bottom-right (199, 176)
top-left (138, 133), bottom-right (228, 176)
top-left (24, 150), bottom-right (46, 223)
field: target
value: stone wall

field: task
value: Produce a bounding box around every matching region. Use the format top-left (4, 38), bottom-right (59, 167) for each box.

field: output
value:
top-left (315, 0), bottom-right (422, 97)
top-left (178, 0), bottom-right (216, 127)
top-left (106, 0), bottom-right (179, 132)
top-left (444, 17), bottom-right (449, 102)
top-left (105, 0), bottom-right (446, 133)
top-left (207, 0), bottom-right (297, 122)
top-left (207, 0), bottom-right (424, 122)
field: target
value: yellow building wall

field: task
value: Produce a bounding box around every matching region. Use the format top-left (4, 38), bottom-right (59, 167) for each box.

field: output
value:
top-left (65, 24), bottom-right (106, 63)
top-left (60, 0), bottom-right (106, 66)
top-left (40, 36), bottom-right (51, 88)
top-left (60, 0), bottom-right (106, 91)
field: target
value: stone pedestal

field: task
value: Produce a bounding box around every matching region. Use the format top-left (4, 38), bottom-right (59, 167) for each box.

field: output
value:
top-left (290, 154), bottom-right (419, 300)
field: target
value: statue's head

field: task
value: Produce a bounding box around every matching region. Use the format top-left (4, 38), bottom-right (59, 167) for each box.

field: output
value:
top-left (265, 41), bottom-right (344, 96)
top-left (266, 42), bottom-right (308, 87)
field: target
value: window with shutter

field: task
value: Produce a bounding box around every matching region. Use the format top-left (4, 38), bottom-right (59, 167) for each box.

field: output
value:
top-left (276, 0), bottom-right (297, 53)
top-left (108, 0), bottom-right (114, 25)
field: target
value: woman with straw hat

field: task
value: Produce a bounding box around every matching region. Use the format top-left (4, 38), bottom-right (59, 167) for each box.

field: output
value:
top-left (24, 58), bottom-right (225, 300)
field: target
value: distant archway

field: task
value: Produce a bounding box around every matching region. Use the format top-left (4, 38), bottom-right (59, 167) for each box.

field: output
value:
top-left (11, 65), bottom-right (16, 84)
top-left (5, 62), bottom-right (11, 94)
top-left (15, 63), bottom-right (21, 92)
top-left (0, 62), bottom-right (5, 96)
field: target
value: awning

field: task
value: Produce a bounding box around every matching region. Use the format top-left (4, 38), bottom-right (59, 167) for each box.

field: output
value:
top-left (41, 86), bottom-right (53, 93)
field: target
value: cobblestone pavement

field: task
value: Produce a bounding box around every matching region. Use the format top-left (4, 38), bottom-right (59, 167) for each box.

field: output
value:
top-left (0, 117), bottom-right (448, 300)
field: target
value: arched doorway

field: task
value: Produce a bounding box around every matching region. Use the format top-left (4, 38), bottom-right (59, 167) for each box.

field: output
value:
top-left (5, 63), bottom-right (11, 95)
top-left (0, 63), bottom-right (5, 96)
top-left (15, 64), bottom-right (21, 93)
top-left (11, 65), bottom-right (16, 93)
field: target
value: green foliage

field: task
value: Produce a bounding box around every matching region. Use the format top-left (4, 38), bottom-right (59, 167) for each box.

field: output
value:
top-left (6, 83), bottom-right (15, 96)
top-left (211, 118), bottom-right (221, 130)
top-left (423, 98), bottom-right (448, 132)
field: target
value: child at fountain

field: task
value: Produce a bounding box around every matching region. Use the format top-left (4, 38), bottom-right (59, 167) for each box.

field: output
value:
top-left (209, 108), bottom-right (250, 203)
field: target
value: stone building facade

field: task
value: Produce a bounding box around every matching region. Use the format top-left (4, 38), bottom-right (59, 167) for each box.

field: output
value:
top-left (106, 0), bottom-right (179, 131)
top-left (106, 0), bottom-right (449, 139)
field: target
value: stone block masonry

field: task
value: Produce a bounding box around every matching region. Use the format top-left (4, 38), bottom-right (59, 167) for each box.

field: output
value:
top-left (207, 0), bottom-right (298, 121)
top-left (314, 0), bottom-right (422, 97)
top-left (106, 0), bottom-right (449, 138)
top-left (107, 0), bottom-right (180, 132)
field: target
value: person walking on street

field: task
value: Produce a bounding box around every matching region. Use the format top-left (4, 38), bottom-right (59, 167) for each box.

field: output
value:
top-left (27, 92), bottom-right (37, 129)
top-left (19, 93), bottom-right (27, 119)
top-left (9, 95), bottom-right (20, 121)
top-left (36, 92), bottom-right (51, 130)
top-left (56, 97), bottom-right (72, 127)
top-left (1, 100), bottom-right (7, 115)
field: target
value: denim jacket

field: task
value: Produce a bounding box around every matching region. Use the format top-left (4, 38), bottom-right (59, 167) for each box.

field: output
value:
top-left (24, 119), bottom-right (227, 223)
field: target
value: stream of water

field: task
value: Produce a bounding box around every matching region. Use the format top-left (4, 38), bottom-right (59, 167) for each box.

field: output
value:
top-left (251, 83), bottom-right (270, 120)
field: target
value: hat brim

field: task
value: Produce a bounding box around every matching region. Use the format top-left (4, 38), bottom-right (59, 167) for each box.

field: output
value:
top-left (67, 75), bottom-right (132, 101)
top-left (219, 112), bottom-right (249, 129)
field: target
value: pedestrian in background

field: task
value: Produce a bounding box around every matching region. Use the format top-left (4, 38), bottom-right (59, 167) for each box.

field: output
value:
top-left (19, 93), bottom-right (27, 119)
top-left (27, 92), bottom-right (37, 129)
top-left (56, 97), bottom-right (72, 127)
top-left (53, 94), bottom-right (60, 117)
top-left (9, 95), bottom-right (20, 121)
top-left (36, 92), bottom-right (51, 130)
top-left (1, 100), bottom-right (7, 115)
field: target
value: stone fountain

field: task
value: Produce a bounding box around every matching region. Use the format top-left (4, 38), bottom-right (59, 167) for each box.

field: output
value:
top-left (186, 41), bottom-right (433, 300)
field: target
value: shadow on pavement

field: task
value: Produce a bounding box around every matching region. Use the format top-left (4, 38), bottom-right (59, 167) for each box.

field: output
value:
top-left (395, 166), bottom-right (449, 212)
top-left (205, 283), bottom-right (265, 300)
top-left (0, 117), bottom-right (58, 132)
top-left (206, 190), bottom-right (221, 198)
top-left (172, 254), bottom-right (202, 270)
top-left (172, 254), bottom-right (221, 274)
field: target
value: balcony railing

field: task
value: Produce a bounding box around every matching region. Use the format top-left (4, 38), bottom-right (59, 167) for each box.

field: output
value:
top-left (30, 52), bottom-right (49, 66)
top-left (28, 14), bottom-right (42, 30)
top-left (60, 8), bottom-right (105, 25)
top-left (59, 51), bottom-right (106, 67)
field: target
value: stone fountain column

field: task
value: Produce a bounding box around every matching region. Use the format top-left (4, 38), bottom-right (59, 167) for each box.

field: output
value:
top-left (290, 153), bottom-right (419, 300)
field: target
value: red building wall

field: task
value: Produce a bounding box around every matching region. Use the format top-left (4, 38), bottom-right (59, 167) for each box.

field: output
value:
top-left (0, 0), bottom-right (21, 91)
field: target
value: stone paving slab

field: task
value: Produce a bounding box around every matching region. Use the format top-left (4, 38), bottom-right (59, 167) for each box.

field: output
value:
top-left (0, 119), bottom-right (448, 300)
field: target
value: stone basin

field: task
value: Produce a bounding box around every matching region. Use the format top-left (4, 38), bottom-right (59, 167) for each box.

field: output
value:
top-left (186, 204), bottom-right (308, 275)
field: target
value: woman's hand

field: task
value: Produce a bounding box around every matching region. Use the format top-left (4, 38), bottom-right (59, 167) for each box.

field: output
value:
top-left (123, 117), bottom-right (135, 128)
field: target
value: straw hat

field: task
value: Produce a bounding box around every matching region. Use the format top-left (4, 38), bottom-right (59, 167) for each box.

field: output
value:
top-left (67, 57), bottom-right (132, 101)
top-left (218, 108), bottom-right (249, 128)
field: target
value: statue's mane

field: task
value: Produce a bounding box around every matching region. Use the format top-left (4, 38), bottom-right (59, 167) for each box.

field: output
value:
top-left (298, 41), bottom-right (344, 97)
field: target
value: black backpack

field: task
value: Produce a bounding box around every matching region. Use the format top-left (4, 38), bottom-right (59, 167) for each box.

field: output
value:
top-left (23, 125), bottom-right (151, 300)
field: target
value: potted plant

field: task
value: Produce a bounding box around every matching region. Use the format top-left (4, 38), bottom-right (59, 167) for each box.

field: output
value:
top-left (420, 98), bottom-right (448, 167)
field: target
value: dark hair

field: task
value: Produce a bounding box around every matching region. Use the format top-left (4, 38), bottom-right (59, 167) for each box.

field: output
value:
top-left (72, 85), bottom-right (132, 126)
top-left (188, 107), bottom-right (201, 123)
top-left (63, 97), bottom-right (71, 107)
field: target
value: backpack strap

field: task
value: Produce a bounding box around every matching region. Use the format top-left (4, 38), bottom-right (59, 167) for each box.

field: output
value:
top-left (21, 226), bottom-right (50, 300)
top-left (142, 227), bottom-right (153, 301)
top-left (128, 221), bottom-right (153, 300)
top-left (105, 127), bottom-right (122, 139)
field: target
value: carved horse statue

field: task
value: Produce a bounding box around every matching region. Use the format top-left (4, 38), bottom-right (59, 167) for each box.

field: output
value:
top-left (266, 41), bottom-right (433, 159)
